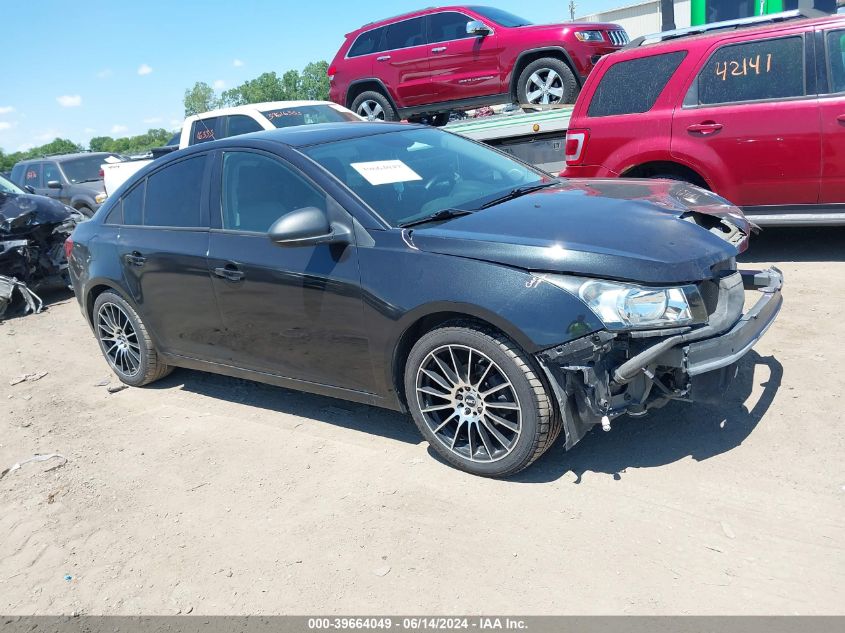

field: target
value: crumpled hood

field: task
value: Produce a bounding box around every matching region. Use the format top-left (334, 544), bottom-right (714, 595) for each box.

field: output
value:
top-left (408, 179), bottom-right (751, 285)
top-left (0, 191), bottom-right (77, 234)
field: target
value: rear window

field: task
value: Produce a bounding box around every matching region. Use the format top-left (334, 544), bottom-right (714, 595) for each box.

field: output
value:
top-left (261, 105), bottom-right (359, 128)
top-left (348, 26), bottom-right (386, 57)
top-left (191, 117), bottom-right (219, 145)
top-left (696, 37), bottom-right (805, 106)
top-left (143, 155), bottom-right (206, 227)
top-left (588, 51), bottom-right (687, 117)
top-left (62, 156), bottom-right (115, 184)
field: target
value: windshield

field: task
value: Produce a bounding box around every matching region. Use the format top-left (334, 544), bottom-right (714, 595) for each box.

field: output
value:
top-left (61, 155), bottom-right (117, 184)
top-left (0, 174), bottom-right (25, 194)
top-left (301, 127), bottom-right (548, 227)
top-left (261, 105), bottom-right (359, 128)
top-left (468, 6), bottom-right (533, 27)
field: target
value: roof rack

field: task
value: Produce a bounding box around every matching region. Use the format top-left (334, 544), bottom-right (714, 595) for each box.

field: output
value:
top-left (35, 150), bottom-right (91, 159)
top-left (625, 9), bottom-right (830, 48)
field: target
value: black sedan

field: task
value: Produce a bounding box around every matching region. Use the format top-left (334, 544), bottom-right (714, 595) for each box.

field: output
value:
top-left (66, 122), bottom-right (782, 477)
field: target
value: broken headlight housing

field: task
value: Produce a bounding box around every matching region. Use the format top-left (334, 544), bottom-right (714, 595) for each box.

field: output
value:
top-left (545, 276), bottom-right (707, 331)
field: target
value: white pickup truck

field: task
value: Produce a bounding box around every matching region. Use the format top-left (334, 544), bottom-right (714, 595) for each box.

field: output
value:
top-left (101, 100), bottom-right (361, 196)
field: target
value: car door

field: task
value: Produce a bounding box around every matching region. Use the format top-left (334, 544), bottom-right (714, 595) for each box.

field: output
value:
top-left (818, 27), bottom-right (845, 204)
top-left (378, 16), bottom-right (436, 107)
top-left (42, 161), bottom-right (68, 204)
top-left (671, 33), bottom-right (820, 207)
top-left (114, 153), bottom-right (225, 360)
top-left (207, 149), bottom-right (373, 392)
top-left (426, 11), bottom-right (503, 101)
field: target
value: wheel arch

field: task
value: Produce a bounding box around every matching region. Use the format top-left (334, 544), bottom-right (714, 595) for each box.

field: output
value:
top-left (346, 78), bottom-right (399, 111)
top-left (84, 280), bottom-right (134, 327)
top-left (509, 48), bottom-right (580, 101)
top-left (621, 160), bottom-right (711, 189)
top-left (390, 307), bottom-right (537, 411)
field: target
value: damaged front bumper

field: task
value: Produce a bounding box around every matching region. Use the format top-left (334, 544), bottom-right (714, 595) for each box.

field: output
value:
top-left (537, 267), bottom-right (783, 450)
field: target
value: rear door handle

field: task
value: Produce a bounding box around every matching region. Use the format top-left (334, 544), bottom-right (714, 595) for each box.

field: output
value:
top-left (431, 46), bottom-right (447, 53)
top-left (376, 55), bottom-right (391, 62)
top-left (213, 264), bottom-right (245, 282)
top-left (124, 251), bottom-right (146, 267)
top-left (836, 114), bottom-right (845, 123)
top-left (687, 122), bottom-right (723, 135)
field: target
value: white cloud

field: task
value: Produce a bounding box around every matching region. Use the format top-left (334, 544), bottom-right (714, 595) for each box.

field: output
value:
top-left (111, 125), bottom-right (129, 134)
top-left (0, 106), bottom-right (14, 115)
top-left (0, 122), bottom-right (12, 131)
top-left (233, 59), bottom-right (244, 67)
top-left (57, 95), bottom-right (82, 107)
top-left (35, 130), bottom-right (64, 142)
top-left (143, 116), bottom-right (163, 124)
top-left (84, 127), bottom-right (97, 134)
top-left (137, 64), bottom-right (153, 76)
top-left (213, 79), bottom-right (226, 90)
top-left (96, 69), bottom-right (113, 79)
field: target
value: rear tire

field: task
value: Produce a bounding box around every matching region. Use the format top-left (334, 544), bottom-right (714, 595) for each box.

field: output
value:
top-left (404, 324), bottom-right (560, 478)
top-left (351, 90), bottom-right (397, 122)
top-left (76, 205), bottom-right (94, 218)
top-left (92, 291), bottom-right (172, 387)
top-left (516, 57), bottom-right (578, 109)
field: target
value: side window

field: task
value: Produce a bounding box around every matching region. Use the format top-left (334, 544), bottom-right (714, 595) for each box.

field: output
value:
top-left (348, 26), bottom-right (386, 57)
top-left (696, 37), bottom-right (805, 106)
top-left (225, 115), bottom-right (264, 139)
top-left (826, 30), bottom-right (845, 94)
top-left (144, 155), bottom-right (206, 227)
top-left (10, 164), bottom-right (25, 186)
top-left (588, 51), bottom-right (687, 117)
top-left (190, 117), bottom-right (219, 145)
top-left (428, 12), bottom-right (474, 43)
top-left (221, 152), bottom-right (326, 233)
top-left (384, 17), bottom-right (425, 51)
top-left (43, 162), bottom-right (62, 185)
top-left (25, 164), bottom-right (42, 188)
top-left (121, 181), bottom-right (145, 225)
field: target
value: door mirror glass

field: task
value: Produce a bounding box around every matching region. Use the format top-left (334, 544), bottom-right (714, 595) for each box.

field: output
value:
top-left (466, 20), bottom-right (492, 36)
top-left (268, 206), bottom-right (340, 247)
top-left (47, 180), bottom-right (62, 189)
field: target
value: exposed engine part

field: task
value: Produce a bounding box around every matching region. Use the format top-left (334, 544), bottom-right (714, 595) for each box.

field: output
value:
top-left (0, 275), bottom-right (43, 318)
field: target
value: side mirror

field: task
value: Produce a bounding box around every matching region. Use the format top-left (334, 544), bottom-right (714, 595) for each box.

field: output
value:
top-left (466, 20), bottom-right (492, 36)
top-left (24, 185), bottom-right (36, 194)
top-left (47, 180), bottom-right (62, 189)
top-left (268, 206), bottom-right (351, 247)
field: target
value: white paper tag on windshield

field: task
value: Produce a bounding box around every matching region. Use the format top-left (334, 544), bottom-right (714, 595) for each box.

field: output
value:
top-left (351, 160), bottom-right (422, 186)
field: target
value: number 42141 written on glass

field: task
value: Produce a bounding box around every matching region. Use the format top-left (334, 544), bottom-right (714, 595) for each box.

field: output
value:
top-left (715, 53), bottom-right (772, 80)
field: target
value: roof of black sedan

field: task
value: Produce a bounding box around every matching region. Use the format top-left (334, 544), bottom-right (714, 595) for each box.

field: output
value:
top-left (231, 121), bottom-right (416, 148)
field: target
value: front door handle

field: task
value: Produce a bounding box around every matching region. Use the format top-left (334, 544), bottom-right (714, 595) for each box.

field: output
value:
top-left (376, 55), bottom-right (391, 62)
top-left (836, 114), bottom-right (845, 124)
top-left (124, 251), bottom-right (146, 267)
top-left (687, 122), bottom-right (723, 135)
top-left (431, 46), bottom-right (447, 53)
top-left (213, 265), bottom-right (245, 282)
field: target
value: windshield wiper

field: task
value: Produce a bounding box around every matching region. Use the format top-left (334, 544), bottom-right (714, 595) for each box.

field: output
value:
top-left (75, 178), bottom-right (102, 184)
top-left (479, 181), bottom-right (559, 209)
top-left (398, 208), bottom-right (473, 228)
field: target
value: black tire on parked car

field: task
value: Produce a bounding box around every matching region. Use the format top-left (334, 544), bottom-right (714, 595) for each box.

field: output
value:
top-left (404, 324), bottom-right (561, 478)
top-left (77, 205), bottom-right (94, 218)
top-left (92, 290), bottom-right (172, 387)
top-left (351, 90), bottom-right (398, 122)
top-left (516, 57), bottom-right (579, 109)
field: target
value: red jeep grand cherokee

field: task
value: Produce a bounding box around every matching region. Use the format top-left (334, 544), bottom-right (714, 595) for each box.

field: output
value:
top-left (328, 6), bottom-right (628, 123)
top-left (563, 12), bottom-right (845, 226)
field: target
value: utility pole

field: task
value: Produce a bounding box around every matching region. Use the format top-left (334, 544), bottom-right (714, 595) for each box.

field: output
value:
top-left (660, 0), bottom-right (676, 31)
top-left (569, 1), bottom-right (576, 21)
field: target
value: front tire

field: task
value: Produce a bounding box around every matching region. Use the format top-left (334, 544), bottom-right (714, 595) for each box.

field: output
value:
top-left (404, 325), bottom-right (560, 477)
top-left (351, 90), bottom-right (397, 122)
top-left (92, 291), bottom-right (172, 387)
top-left (516, 57), bottom-right (578, 109)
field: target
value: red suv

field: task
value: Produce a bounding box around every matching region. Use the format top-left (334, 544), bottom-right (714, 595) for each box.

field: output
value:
top-left (563, 12), bottom-right (845, 226)
top-left (328, 6), bottom-right (628, 123)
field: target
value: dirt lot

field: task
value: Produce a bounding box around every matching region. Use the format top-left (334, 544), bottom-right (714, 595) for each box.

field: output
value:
top-left (0, 227), bottom-right (843, 615)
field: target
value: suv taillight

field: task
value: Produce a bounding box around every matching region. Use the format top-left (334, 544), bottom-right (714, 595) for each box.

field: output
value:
top-left (565, 129), bottom-right (589, 165)
top-left (64, 237), bottom-right (74, 261)
top-left (327, 65), bottom-right (336, 81)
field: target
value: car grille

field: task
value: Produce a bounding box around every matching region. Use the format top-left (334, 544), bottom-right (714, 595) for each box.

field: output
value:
top-left (607, 30), bottom-right (629, 46)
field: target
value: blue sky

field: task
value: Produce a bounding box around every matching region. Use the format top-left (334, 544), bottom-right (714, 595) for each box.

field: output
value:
top-left (0, 0), bottom-right (625, 153)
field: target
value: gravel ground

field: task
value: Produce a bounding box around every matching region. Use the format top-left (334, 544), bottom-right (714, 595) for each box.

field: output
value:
top-left (0, 227), bottom-right (843, 615)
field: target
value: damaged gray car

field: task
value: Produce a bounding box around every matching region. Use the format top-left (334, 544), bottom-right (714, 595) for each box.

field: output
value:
top-left (0, 174), bottom-right (81, 317)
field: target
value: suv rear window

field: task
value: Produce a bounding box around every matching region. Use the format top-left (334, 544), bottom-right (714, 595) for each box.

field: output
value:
top-left (695, 37), bottom-right (805, 106)
top-left (588, 51), bottom-right (687, 118)
top-left (348, 26), bottom-right (386, 57)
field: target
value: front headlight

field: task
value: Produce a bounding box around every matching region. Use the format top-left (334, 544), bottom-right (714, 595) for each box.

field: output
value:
top-left (574, 30), bottom-right (605, 42)
top-left (95, 192), bottom-right (107, 205)
top-left (544, 276), bottom-right (707, 330)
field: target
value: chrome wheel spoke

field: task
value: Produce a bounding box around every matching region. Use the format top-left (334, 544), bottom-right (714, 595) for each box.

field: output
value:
top-left (421, 367), bottom-right (453, 391)
top-left (486, 401), bottom-right (520, 410)
top-left (481, 417), bottom-right (511, 449)
top-left (485, 410), bottom-right (519, 433)
top-left (527, 89), bottom-right (543, 103)
top-left (417, 385), bottom-right (450, 400)
top-left (432, 354), bottom-right (460, 386)
top-left (477, 423), bottom-right (495, 459)
top-left (548, 86), bottom-right (564, 99)
top-left (481, 381), bottom-right (510, 398)
top-left (97, 302), bottom-right (141, 378)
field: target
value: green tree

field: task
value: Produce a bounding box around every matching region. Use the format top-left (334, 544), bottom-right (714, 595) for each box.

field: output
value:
top-left (183, 81), bottom-right (218, 116)
top-left (0, 138), bottom-right (83, 173)
top-left (300, 61), bottom-right (330, 101)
